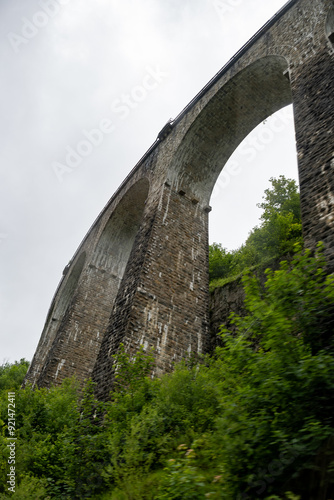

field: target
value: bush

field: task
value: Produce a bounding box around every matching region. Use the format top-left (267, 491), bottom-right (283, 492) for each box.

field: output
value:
top-left (0, 359), bottom-right (29, 391)
top-left (1, 246), bottom-right (334, 498)
top-left (209, 176), bottom-right (303, 286)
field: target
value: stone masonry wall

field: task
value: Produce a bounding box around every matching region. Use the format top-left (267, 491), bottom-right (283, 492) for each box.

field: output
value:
top-left (25, 0), bottom-right (334, 397)
top-left (209, 257), bottom-right (289, 350)
top-left (93, 183), bottom-right (210, 400)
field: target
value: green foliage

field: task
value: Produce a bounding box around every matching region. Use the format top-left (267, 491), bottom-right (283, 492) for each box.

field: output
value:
top-left (229, 243), bottom-right (334, 354)
top-left (112, 343), bottom-right (155, 408)
top-left (0, 378), bottom-right (79, 498)
top-left (208, 243), bottom-right (235, 281)
top-left (250, 175), bottom-right (302, 259)
top-left (60, 381), bottom-right (110, 498)
top-left (1, 245), bottom-right (334, 498)
top-left (257, 176), bottom-right (301, 223)
top-left (0, 359), bottom-right (29, 391)
top-left (0, 475), bottom-right (48, 499)
top-left (211, 244), bottom-right (334, 498)
top-left (209, 176), bottom-right (303, 287)
top-left (156, 448), bottom-right (215, 499)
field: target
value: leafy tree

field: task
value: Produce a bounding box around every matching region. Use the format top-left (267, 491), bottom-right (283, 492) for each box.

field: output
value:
top-left (60, 379), bottom-right (109, 499)
top-left (112, 343), bottom-right (155, 404)
top-left (208, 243), bottom-right (234, 281)
top-left (0, 378), bottom-right (79, 497)
top-left (156, 447), bottom-right (218, 499)
top-left (209, 176), bottom-right (303, 286)
top-left (257, 175), bottom-right (301, 223)
top-left (1, 244), bottom-right (334, 499)
top-left (0, 359), bottom-right (29, 391)
top-left (249, 175), bottom-right (302, 258)
top-left (212, 244), bottom-right (334, 498)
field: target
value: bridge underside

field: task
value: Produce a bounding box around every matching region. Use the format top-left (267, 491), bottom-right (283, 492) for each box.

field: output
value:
top-left (24, 0), bottom-right (334, 400)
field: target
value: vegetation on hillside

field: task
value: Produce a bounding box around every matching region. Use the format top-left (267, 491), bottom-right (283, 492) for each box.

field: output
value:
top-left (1, 176), bottom-right (333, 499)
top-left (209, 176), bottom-right (303, 288)
top-left (1, 244), bottom-right (334, 498)
top-left (0, 360), bottom-right (29, 392)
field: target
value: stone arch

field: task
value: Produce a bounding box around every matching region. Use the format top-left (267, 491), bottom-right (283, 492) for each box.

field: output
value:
top-left (326, 5), bottom-right (334, 46)
top-left (51, 251), bottom-right (86, 322)
top-left (169, 55), bottom-right (292, 205)
top-left (24, 251), bottom-right (86, 386)
top-left (27, 0), bottom-right (334, 395)
top-left (25, 179), bottom-right (151, 388)
top-left (42, 178), bottom-right (151, 385)
top-left (91, 177), bottom-right (150, 295)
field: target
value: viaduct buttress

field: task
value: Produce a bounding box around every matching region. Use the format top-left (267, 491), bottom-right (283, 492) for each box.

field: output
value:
top-left (24, 0), bottom-right (334, 400)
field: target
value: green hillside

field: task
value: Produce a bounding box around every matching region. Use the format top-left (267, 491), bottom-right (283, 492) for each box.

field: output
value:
top-left (1, 179), bottom-right (334, 499)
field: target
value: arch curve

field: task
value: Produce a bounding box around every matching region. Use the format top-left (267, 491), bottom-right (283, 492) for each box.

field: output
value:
top-left (24, 251), bottom-right (87, 386)
top-left (25, 179), bottom-right (150, 388)
top-left (169, 55), bottom-right (292, 205)
top-left (326, 5), bottom-right (334, 46)
top-left (51, 251), bottom-right (87, 322)
top-left (91, 177), bottom-right (150, 282)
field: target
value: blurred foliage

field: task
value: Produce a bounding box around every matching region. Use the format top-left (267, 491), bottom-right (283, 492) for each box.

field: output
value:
top-left (209, 176), bottom-right (303, 289)
top-left (1, 244), bottom-right (334, 498)
top-left (0, 178), bottom-right (332, 498)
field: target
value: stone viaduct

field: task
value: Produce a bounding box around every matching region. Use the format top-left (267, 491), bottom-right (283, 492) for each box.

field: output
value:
top-left (24, 0), bottom-right (334, 400)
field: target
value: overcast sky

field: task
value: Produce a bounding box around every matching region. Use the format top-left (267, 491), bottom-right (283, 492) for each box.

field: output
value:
top-left (0, 0), bottom-right (299, 364)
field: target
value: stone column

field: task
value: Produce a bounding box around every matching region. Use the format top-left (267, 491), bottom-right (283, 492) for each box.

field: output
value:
top-left (92, 183), bottom-right (211, 400)
top-left (291, 43), bottom-right (334, 266)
